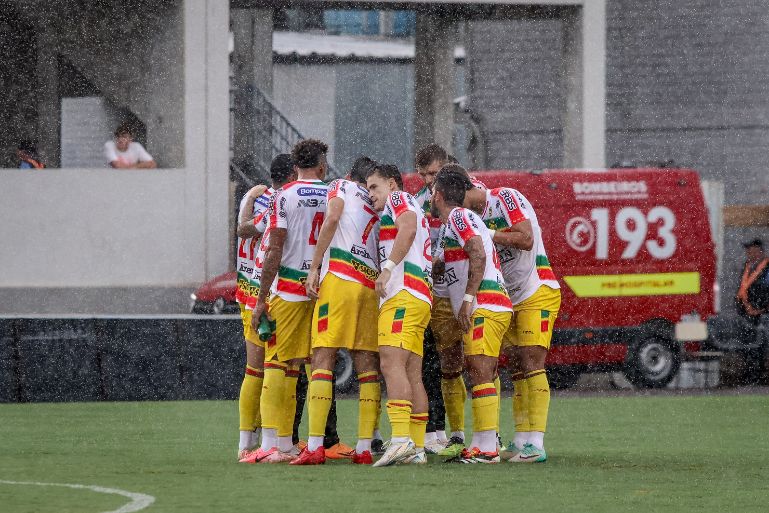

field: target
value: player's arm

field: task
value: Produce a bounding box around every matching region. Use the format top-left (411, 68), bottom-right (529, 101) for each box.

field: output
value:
top-left (458, 235), bottom-right (486, 332)
top-left (492, 219), bottom-right (533, 251)
top-left (236, 185), bottom-right (268, 238)
top-left (252, 227), bottom-right (286, 323)
top-left (306, 196), bottom-right (344, 298)
top-left (375, 210), bottom-right (417, 298)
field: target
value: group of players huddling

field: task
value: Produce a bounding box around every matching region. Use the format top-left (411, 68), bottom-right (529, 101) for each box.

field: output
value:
top-left (233, 139), bottom-right (561, 466)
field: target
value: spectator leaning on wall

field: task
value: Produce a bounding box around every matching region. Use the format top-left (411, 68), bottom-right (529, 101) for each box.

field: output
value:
top-left (17, 141), bottom-right (45, 169)
top-left (105, 123), bottom-right (157, 169)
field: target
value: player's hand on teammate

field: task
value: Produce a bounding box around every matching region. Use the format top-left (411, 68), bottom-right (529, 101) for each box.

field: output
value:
top-left (376, 269), bottom-right (391, 298)
top-left (458, 300), bottom-right (472, 333)
top-left (247, 184), bottom-right (267, 199)
top-left (305, 269), bottom-right (320, 299)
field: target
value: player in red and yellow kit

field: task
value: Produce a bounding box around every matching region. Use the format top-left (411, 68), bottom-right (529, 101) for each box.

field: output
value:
top-left (366, 164), bottom-right (433, 467)
top-left (461, 173), bottom-right (561, 463)
top-left (432, 166), bottom-right (513, 464)
top-left (234, 154), bottom-right (297, 461)
top-left (249, 140), bottom-right (329, 464)
top-left (290, 157), bottom-right (382, 466)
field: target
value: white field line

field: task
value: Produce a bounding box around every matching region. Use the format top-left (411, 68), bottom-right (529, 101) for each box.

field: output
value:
top-left (0, 480), bottom-right (155, 513)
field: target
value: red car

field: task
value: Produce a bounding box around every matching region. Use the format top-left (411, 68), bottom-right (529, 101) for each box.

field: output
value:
top-left (190, 271), bottom-right (239, 314)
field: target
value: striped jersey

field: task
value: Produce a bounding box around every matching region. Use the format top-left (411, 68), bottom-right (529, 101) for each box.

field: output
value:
top-left (378, 191), bottom-right (432, 306)
top-left (235, 188), bottom-right (273, 305)
top-left (320, 179), bottom-right (380, 289)
top-left (269, 179), bottom-right (328, 302)
top-left (481, 187), bottom-right (559, 305)
top-left (246, 204), bottom-right (272, 309)
top-left (443, 207), bottom-right (512, 317)
top-left (413, 185), bottom-right (442, 245)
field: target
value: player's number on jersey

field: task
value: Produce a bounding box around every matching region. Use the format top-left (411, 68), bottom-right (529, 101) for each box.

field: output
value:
top-left (238, 237), bottom-right (258, 261)
top-left (590, 206), bottom-right (676, 260)
top-left (309, 212), bottom-right (325, 245)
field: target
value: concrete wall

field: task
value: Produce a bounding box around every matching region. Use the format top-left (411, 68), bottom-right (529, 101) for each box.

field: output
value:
top-left (465, 1), bottom-right (769, 311)
top-left (274, 59), bottom-right (465, 173)
top-left (3, 0), bottom-right (185, 168)
top-left (0, 0), bottom-right (230, 314)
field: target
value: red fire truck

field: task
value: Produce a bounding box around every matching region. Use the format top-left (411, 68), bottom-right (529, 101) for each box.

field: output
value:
top-left (404, 168), bottom-right (717, 388)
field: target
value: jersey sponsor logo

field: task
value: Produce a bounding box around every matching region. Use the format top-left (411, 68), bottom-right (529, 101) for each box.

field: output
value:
top-left (391, 192), bottom-right (403, 207)
top-left (498, 189), bottom-right (517, 212)
top-left (497, 247), bottom-right (516, 264)
top-left (297, 198), bottom-right (325, 208)
top-left (443, 267), bottom-right (459, 286)
top-left (351, 259), bottom-right (379, 282)
top-left (350, 244), bottom-right (373, 261)
top-left (452, 211), bottom-right (467, 231)
top-left (300, 260), bottom-right (312, 271)
top-left (297, 187), bottom-right (326, 197)
top-left (279, 197), bottom-right (287, 218)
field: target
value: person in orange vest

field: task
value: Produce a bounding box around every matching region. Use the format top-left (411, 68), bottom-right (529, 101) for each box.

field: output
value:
top-left (17, 141), bottom-right (45, 169)
top-left (736, 239), bottom-right (769, 321)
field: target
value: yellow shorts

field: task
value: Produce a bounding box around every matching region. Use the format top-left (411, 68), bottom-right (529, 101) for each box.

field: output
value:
top-left (240, 304), bottom-right (265, 347)
top-left (502, 285), bottom-right (561, 349)
top-left (378, 290), bottom-right (431, 357)
top-left (267, 296), bottom-right (315, 361)
top-left (312, 274), bottom-right (378, 352)
top-left (431, 296), bottom-right (462, 352)
top-left (463, 308), bottom-right (511, 357)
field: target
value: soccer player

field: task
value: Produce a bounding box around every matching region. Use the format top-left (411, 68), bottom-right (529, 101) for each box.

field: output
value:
top-left (366, 164), bottom-right (433, 467)
top-left (431, 166), bottom-right (512, 464)
top-left (249, 139), bottom-right (329, 464)
top-left (290, 156), bottom-right (381, 465)
top-left (413, 144), bottom-right (452, 453)
top-left (459, 169), bottom-right (562, 463)
top-left (236, 155), bottom-right (294, 463)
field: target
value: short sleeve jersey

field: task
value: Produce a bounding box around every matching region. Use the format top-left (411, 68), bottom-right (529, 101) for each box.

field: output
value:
top-left (269, 180), bottom-right (328, 302)
top-left (443, 207), bottom-right (512, 317)
top-left (321, 179), bottom-right (380, 289)
top-left (247, 200), bottom-right (273, 309)
top-left (235, 188), bottom-right (273, 305)
top-left (482, 187), bottom-right (559, 305)
top-left (413, 185), bottom-right (442, 245)
top-left (378, 191), bottom-right (433, 306)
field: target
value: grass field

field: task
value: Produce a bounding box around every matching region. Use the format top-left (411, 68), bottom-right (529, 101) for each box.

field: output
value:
top-left (1, 394), bottom-right (768, 513)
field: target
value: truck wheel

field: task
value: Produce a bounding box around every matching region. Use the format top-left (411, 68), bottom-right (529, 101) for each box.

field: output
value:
top-left (547, 366), bottom-right (581, 390)
top-left (625, 330), bottom-right (680, 388)
top-left (334, 350), bottom-right (356, 394)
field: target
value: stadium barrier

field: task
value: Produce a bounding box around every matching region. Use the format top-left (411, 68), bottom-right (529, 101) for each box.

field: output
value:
top-left (0, 316), bottom-right (243, 403)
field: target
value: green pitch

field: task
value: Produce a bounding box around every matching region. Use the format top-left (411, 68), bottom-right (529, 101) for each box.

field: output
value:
top-left (1, 394), bottom-right (768, 513)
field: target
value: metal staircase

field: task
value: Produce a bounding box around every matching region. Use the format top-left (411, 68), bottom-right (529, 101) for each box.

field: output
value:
top-left (230, 84), bottom-right (337, 186)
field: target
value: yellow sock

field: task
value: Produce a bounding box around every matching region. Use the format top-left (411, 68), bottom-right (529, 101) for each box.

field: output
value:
top-left (386, 399), bottom-right (412, 439)
top-left (278, 367), bottom-right (300, 438)
top-left (526, 369), bottom-right (550, 432)
top-left (260, 361), bottom-right (286, 431)
top-left (512, 372), bottom-right (530, 433)
top-left (494, 374), bottom-right (501, 431)
top-left (409, 412), bottom-right (428, 448)
top-left (357, 371), bottom-right (380, 440)
top-left (239, 365), bottom-right (264, 431)
top-left (308, 369), bottom-right (334, 438)
top-left (440, 372), bottom-right (466, 434)
top-left (471, 383), bottom-right (498, 433)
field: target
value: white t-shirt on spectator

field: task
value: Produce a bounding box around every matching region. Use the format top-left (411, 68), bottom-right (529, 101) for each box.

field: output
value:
top-left (104, 141), bottom-right (153, 167)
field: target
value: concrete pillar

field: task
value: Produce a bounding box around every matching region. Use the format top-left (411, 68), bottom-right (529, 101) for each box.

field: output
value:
top-left (35, 25), bottom-right (60, 167)
top-left (185, 0), bottom-right (230, 279)
top-left (561, 1), bottom-right (605, 168)
top-left (414, 13), bottom-right (455, 156)
top-left (232, 8), bottom-right (273, 179)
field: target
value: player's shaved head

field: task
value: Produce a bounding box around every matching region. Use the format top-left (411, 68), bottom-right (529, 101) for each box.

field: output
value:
top-left (349, 156), bottom-right (377, 184)
top-left (270, 153), bottom-right (295, 186)
top-left (434, 166), bottom-right (473, 206)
